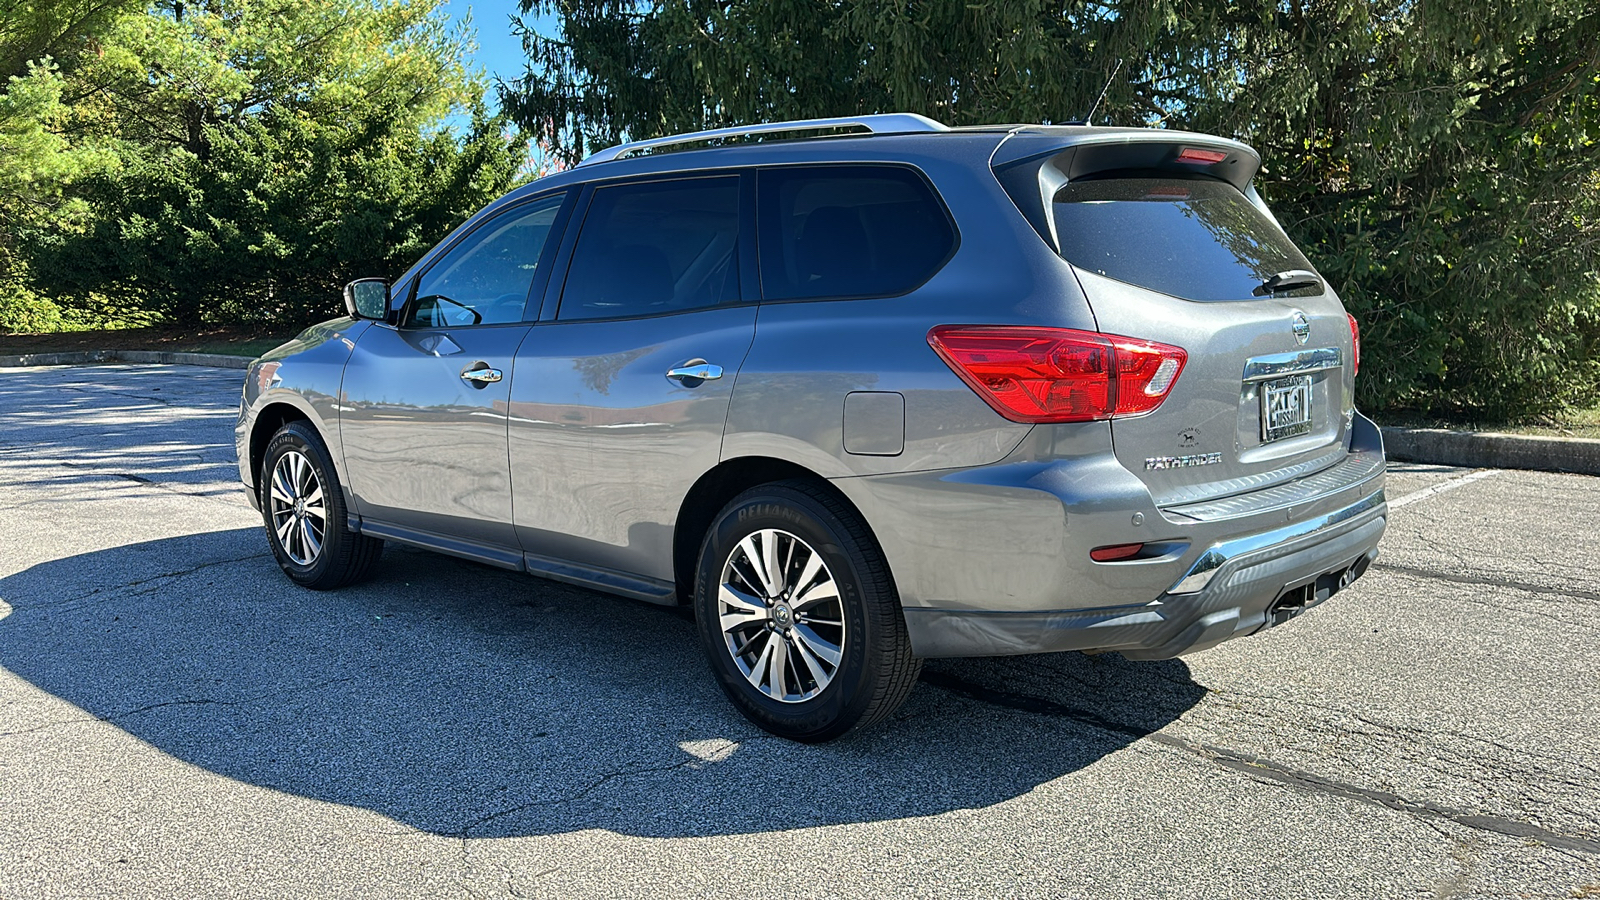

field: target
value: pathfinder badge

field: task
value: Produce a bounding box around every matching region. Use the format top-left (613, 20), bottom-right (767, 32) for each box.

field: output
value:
top-left (1145, 453), bottom-right (1223, 471)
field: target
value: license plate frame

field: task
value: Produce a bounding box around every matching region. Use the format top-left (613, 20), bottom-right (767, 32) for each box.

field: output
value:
top-left (1260, 374), bottom-right (1314, 443)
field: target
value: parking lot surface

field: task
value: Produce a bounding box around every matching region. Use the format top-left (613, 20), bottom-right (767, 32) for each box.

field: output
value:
top-left (1, 364), bottom-right (1596, 899)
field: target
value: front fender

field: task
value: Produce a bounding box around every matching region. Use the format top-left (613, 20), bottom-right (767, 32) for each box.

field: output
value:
top-left (237, 318), bottom-right (370, 501)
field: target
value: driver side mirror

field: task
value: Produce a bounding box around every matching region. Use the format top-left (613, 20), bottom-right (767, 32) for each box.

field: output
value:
top-left (343, 278), bottom-right (389, 320)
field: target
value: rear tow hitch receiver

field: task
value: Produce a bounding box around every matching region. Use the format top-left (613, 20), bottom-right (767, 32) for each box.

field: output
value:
top-left (1268, 553), bottom-right (1374, 627)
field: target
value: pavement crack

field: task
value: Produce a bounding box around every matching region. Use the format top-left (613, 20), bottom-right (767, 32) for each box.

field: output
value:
top-left (1178, 738), bottom-right (1600, 855)
top-left (923, 672), bottom-right (1600, 856)
top-left (1408, 528), bottom-right (1479, 575)
top-left (0, 682), bottom-right (330, 737)
top-left (1374, 562), bottom-right (1600, 604)
top-left (14, 552), bottom-right (272, 612)
top-left (55, 461), bottom-right (250, 509)
top-left (920, 669), bottom-right (1152, 741)
top-left (455, 752), bottom-right (745, 837)
top-left (1206, 686), bottom-right (1600, 779)
top-left (0, 716), bottom-right (102, 740)
top-left (0, 677), bottom-right (363, 740)
top-left (459, 837), bottom-right (483, 900)
top-left (110, 677), bottom-right (361, 722)
top-left (56, 382), bottom-right (183, 408)
top-left (111, 698), bottom-right (224, 718)
top-left (0, 484), bottom-right (132, 512)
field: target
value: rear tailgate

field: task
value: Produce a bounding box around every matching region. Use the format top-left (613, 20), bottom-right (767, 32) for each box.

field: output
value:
top-left (993, 134), bottom-right (1359, 507)
top-left (1074, 267), bottom-right (1355, 508)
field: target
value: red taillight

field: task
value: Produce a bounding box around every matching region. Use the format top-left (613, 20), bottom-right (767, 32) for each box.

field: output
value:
top-left (1176, 147), bottom-right (1228, 165)
top-left (1347, 313), bottom-right (1360, 376)
top-left (1090, 543), bottom-right (1145, 562)
top-left (927, 326), bottom-right (1188, 424)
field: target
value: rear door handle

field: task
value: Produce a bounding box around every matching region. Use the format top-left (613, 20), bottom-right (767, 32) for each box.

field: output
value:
top-left (461, 366), bottom-right (503, 385)
top-left (666, 361), bottom-right (723, 384)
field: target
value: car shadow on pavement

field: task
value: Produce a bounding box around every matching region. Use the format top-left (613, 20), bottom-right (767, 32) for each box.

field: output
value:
top-left (0, 527), bottom-right (1206, 839)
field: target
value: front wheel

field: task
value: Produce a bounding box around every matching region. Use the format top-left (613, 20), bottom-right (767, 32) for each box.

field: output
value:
top-left (259, 421), bottom-right (384, 590)
top-left (693, 481), bottom-right (921, 742)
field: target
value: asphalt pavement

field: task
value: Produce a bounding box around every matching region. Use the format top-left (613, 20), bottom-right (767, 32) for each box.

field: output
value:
top-left (1, 364), bottom-right (1596, 899)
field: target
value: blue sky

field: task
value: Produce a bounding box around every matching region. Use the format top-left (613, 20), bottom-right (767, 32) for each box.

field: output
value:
top-left (439, 1), bottom-right (557, 92)
top-left (438, 2), bottom-right (563, 169)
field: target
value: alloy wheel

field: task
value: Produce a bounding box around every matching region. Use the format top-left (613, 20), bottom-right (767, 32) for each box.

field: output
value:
top-left (718, 529), bottom-right (846, 703)
top-left (268, 449), bottom-right (326, 566)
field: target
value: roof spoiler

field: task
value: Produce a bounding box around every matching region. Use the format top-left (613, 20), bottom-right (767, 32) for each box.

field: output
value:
top-left (990, 130), bottom-right (1261, 253)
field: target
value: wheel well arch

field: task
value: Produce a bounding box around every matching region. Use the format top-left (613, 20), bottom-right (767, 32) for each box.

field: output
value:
top-left (248, 402), bottom-right (312, 491)
top-left (671, 456), bottom-right (872, 604)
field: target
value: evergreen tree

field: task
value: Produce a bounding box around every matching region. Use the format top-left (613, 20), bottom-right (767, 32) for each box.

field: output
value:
top-left (502, 0), bottom-right (1600, 418)
top-left (8, 0), bottom-right (533, 328)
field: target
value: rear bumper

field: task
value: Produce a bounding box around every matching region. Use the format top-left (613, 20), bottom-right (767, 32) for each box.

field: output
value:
top-left (831, 412), bottom-right (1389, 659)
top-left (901, 487), bottom-right (1385, 658)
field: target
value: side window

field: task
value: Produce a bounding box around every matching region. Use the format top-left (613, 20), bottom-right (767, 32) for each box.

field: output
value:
top-left (558, 176), bottom-right (741, 321)
top-left (758, 165), bottom-right (955, 301)
top-left (405, 194), bottom-right (565, 328)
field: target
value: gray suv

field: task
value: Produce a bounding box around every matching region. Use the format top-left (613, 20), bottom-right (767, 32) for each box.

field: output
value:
top-left (236, 114), bottom-right (1386, 741)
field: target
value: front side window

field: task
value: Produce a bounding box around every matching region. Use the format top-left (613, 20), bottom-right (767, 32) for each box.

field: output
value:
top-left (558, 176), bottom-right (741, 321)
top-left (757, 165), bottom-right (956, 301)
top-left (1051, 178), bottom-right (1318, 302)
top-left (405, 194), bottom-right (565, 328)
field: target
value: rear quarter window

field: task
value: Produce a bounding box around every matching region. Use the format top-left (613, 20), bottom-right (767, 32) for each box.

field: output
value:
top-left (1052, 177), bottom-right (1317, 302)
top-left (758, 165), bottom-right (956, 301)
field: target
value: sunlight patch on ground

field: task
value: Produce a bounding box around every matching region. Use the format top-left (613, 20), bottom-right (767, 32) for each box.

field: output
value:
top-left (677, 738), bottom-right (740, 764)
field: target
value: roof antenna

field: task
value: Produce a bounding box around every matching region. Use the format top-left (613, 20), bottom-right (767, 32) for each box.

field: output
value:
top-left (1083, 59), bottom-right (1123, 126)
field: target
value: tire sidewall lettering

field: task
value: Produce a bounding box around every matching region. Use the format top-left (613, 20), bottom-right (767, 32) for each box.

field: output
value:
top-left (735, 503), bottom-right (807, 527)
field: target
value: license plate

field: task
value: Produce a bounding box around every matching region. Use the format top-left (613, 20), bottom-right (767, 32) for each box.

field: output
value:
top-left (1260, 375), bottom-right (1314, 442)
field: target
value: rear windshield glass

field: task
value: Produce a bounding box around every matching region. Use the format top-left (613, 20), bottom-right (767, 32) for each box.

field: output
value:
top-left (1052, 178), bottom-right (1317, 302)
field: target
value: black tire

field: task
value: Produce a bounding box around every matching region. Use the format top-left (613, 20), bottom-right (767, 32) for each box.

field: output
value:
top-left (693, 480), bottom-right (921, 742)
top-left (259, 421), bottom-right (384, 590)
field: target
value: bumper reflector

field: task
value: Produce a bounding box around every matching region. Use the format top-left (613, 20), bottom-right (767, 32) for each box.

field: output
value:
top-left (1090, 543), bottom-right (1145, 562)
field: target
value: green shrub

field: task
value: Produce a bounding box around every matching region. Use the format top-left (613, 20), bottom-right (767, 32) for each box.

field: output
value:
top-left (0, 285), bottom-right (64, 333)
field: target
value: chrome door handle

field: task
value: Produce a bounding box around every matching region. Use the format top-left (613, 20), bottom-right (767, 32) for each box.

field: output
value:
top-left (666, 362), bottom-right (723, 383)
top-left (461, 366), bottom-right (503, 385)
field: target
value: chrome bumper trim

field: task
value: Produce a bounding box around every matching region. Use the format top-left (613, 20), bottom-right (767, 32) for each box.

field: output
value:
top-left (1168, 489), bottom-right (1386, 595)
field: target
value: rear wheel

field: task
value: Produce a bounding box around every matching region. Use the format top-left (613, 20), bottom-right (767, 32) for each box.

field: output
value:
top-left (259, 421), bottom-right (383, 590)
top-left (693, 480), bottom-right (921, 742)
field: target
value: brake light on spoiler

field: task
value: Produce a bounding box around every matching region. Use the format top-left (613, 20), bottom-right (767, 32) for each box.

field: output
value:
top-left (927, 326), bottom-right (1188, 423)
top-left (1175, 147), bottom-right (1229, 165)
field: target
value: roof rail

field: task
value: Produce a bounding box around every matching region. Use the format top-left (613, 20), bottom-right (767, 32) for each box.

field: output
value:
top-left (577, 113), bottom-right (949, 166)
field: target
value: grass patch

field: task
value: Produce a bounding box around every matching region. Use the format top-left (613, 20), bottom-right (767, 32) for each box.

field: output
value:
top-left (1377, 402), bottom-right (1600, 440)
top-left (1502, 404), bottom-right (1600, 440)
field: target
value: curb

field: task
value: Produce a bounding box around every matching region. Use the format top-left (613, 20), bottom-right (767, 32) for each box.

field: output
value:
top-left (1381, 426), bottom-right (1600, 477)
top-left (0, 349), bottom-right (251, 370)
